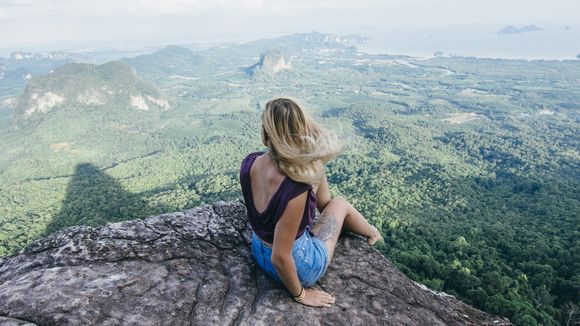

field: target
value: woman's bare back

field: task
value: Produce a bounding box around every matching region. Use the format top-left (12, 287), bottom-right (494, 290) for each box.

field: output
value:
top-left (249, 153), bottom-right (288, 214)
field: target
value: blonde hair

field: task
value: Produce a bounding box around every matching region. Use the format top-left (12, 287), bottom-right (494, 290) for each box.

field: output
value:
top-left (261, 97), bottom-right (343, 184)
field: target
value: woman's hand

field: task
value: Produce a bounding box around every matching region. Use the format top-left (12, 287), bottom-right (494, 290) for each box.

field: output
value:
top-left (300, 288), bottom-right (335, 308)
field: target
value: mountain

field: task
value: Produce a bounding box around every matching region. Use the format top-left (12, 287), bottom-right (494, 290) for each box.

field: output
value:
top-left (0, 201), bottom-right (512, 325)
top-left (12, 60), bottom-right (169, 126)
top-left (0, 60), bottom-right (172, 187)
top-left (497, 25), bottom-right (542, 35)
top-left (245, 48), bottom-right (292, 77)
top-left (122, 45), bottom-right (212, 82)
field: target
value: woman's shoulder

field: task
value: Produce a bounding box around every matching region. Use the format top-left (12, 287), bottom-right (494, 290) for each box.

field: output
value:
top-left (241, 151), bottom-right (265, 164)
top-left (240, 151), bottom-right (266, 180)
top-left (247, 150), bottom-right (266, 158)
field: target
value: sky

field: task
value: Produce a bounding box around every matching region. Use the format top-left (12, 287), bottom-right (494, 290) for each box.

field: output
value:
top-left (0, 0), bottom-right (579, 53)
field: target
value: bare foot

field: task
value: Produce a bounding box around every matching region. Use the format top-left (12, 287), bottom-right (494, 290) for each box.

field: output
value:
top-left (368, 225), bottom-right (382, 245)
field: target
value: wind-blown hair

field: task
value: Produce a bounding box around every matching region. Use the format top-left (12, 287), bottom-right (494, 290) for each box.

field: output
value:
top-left (261, 97), bottom-right (343, 184)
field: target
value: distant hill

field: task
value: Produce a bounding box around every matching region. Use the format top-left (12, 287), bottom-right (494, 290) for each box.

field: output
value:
top-left (122, 45), bottom-right (213, 82)
top-left (116, 32), bottom-right (365, 81)
top-left (0, 51), bottom-right (73, 98)
top-left (497, 25), bottom-right (542, 35)
top-left (13, 60), bottom-right (169, 126)
top-left (245, 48), bottom-right (291, 77)
top-left (243, 31), bottom-right (365, 53)
top-left (303, 32), bottom-right (371, 44)
top-left (189, 31), bottom-right (361, 70)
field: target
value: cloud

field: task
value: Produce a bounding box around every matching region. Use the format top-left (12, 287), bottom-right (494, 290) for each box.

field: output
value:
top-left (124, 0), bottom-right (387, 15)
top-left (128, 0), bottom-right (265, 15)
top-left (0, 0), bottom-right (73, 9)
top-left (5, 0), bottom-right (576, 21)
top-left (0, 0), bottom-right (382, 17)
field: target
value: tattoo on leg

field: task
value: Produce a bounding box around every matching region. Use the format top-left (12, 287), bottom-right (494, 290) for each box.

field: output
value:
top-left (313, 212), bottom-right (338, 242)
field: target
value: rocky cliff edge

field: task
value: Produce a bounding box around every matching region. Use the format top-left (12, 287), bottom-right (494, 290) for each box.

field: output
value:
top-left (0, 201), bottom-right (512, 325)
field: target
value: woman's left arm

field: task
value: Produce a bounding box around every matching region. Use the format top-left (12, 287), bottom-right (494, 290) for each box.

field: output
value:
top-left (271, 192), bottom-right (308, 298)
top-left (271, 191), bottom-right (335, 307)
top-left (314, 162), bottom-right (332, 212)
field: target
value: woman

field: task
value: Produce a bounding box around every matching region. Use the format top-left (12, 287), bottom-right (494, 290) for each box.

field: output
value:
top-left (239, 97), bottom-right (381, 308)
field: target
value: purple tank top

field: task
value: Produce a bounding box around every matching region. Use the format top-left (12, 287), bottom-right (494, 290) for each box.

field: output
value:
top-left (239, 151), bottom-right (316, 243)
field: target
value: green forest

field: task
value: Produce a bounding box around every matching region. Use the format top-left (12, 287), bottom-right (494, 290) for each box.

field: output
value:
top-left (0, 33), bottom-right (578, 325)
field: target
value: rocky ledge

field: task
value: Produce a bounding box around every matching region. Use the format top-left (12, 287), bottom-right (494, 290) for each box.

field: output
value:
top-left (0, 201), bottom-right (512, 325)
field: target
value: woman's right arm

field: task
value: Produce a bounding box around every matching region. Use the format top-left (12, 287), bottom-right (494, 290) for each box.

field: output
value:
top-left (271, 191), bottom-right (335, 308)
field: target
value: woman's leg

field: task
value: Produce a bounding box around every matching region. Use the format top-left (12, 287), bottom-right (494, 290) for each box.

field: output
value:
top-left (311, 196), bottom-right (380, 262)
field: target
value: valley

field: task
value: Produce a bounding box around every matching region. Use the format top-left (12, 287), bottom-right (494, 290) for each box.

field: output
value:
top-left (0, 32), bottom-right (578, 326)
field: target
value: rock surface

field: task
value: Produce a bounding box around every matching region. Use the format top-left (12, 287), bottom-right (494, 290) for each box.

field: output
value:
top-left (0, 201), bottom-right (512, 325)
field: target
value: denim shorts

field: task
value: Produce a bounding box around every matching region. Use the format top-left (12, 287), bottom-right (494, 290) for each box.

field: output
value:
top-left (251, 225), bottom-right (330, 287)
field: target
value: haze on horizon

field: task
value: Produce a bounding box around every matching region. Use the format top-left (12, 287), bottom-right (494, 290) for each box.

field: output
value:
top-left (0, 0), bottom-right (579, 58)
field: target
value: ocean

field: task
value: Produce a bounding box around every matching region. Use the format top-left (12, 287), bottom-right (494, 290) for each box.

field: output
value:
top-left (338, 25), bottom-right (580, 60)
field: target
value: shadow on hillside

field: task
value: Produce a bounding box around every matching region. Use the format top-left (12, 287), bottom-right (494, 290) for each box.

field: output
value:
top-left (40, 162), bottom-right (172, 238)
